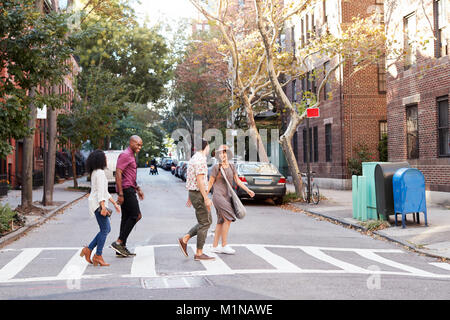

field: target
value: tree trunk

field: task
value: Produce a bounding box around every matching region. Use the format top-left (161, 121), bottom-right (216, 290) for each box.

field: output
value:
top-left (42, 86), bottom-right (58, 206)
top-left (242, 95), bottom-right (269, 162)
top-left (21, 87), bottom-right (37, 210)
top-left (254, 0), bottom-right (304, 196)
top-left (71, 149), bottom-right (78, 188)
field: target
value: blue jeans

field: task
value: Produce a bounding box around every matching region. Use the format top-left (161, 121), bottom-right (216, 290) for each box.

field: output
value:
top-left (88, 207), bottom-right (111, 255)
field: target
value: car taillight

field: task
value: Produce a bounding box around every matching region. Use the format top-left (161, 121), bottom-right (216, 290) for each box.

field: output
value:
top-left (277, 178), bottom-right (286, 184)
top-left (239, 176), bottom-right (247, 183)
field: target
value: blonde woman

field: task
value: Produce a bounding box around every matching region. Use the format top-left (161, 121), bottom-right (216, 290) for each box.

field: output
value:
top-left (207, 145), bottom-right (254, 254)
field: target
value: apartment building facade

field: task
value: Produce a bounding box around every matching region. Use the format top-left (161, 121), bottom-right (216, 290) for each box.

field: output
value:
top-left (285, 0), bottom-right (387, 189)
top-left (0, 0), bottom-right (80, 188)
top-left (385, 0), bottom-right (449, 192)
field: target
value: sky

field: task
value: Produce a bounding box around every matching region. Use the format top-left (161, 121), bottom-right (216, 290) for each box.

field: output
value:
top-left (132, 0), bottom-right (200, 27)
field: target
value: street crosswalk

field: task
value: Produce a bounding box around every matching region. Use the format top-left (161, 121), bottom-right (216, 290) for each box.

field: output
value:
top-left (1, 244), bottom-right (450, 284)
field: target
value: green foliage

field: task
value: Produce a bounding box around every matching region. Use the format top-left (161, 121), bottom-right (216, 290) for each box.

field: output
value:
top-left (347, 143), bottom-right (376, 176)
top-left (361, 219), bottom-right (390, 231)
top-left (0, 203), bottom-right (17, 234)
top-left (110, 103), bottom-right (167, 159)
top-left (0, 0), bottom-right (80, 158)
top-left (378, 133), bottom-right (388, 162)
top-left (57, 3), bottom-right (173, 152)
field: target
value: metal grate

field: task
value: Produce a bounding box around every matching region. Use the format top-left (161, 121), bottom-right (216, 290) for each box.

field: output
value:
top-left (140, 276), bottom-right (213, 290)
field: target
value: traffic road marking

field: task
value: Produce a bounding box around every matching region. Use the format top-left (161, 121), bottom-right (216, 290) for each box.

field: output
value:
top-left (0, 248), bottom-right (42, 282)
top-left (189, 244), bottom-right (234, 275)
top-left (1, 244), bottom-right (450, 284)
top-left (247, 245), bottom-right (303, 273)
top-left (129, 246), bottom-right (157, 277)
top-left (300, 247), bottom-right (368, 273)
top-left (354, 249), bottom-right (435, 277)
top-left (429, 262), bottom-right (450, 271)
top-left (56, 249), bottom-right (89, 280)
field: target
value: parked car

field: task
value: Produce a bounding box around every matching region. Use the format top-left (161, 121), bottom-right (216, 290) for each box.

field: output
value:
top-left (163, 159), bottom-right (175, 171)
top-left (176, 161), bottom-right (186, 178)
top-left (234, 161), bottom-right (286, 205)
top-left (170, 160), bottom-right (178, 175)
top-left (180, 162), bottom-right (188, 182)
top-left (160, 157), bottom-right (171, 168)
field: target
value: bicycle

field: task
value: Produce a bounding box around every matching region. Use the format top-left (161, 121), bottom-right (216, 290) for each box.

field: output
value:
top-left (300, 172), bottom-right (320, 204)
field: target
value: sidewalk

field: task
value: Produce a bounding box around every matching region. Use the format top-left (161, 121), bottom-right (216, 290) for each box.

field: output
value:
top-left (286, 183), bottom-right (450, 260)
top-left (0, 178), bottom-right (88, 247)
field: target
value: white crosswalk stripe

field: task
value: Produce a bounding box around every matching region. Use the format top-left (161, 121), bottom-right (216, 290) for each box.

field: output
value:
top-left (0, 248), bottom-right (42, 282)
top-left (1, 244), bottom-right (450, 283)
top-left (56, 248), bottom-right (89, 280)
top-left (128, 246), bottom-right (157, 278)
top-left (429, 262), bottom-right (450, 271)
top-left (247, 245), bottom-right (303, 273)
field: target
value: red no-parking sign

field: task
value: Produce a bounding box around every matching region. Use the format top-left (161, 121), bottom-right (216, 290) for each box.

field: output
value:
top-left (306, 107), bottom-right (320, 118)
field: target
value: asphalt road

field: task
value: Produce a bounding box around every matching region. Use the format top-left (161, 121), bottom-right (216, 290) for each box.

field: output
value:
top-left (0, 168), bottom-right (450, 301)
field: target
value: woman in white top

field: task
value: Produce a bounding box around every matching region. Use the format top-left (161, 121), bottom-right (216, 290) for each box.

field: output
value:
top-left (81, 150), bottom-right (120, 267)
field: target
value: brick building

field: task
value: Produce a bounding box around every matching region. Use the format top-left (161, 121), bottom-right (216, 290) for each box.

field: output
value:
top-left (285, 0), bottom-right (387, 189)
top-left (0, 0), bottom-right (80, 189)
top-left (385, 0), bottom-right (449, 192)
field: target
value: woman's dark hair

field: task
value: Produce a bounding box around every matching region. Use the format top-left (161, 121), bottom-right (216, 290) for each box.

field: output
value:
top-left (86, 149), bottom-right (107, 174)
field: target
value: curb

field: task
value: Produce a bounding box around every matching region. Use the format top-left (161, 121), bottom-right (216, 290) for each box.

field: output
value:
top-left (289, 203), bottom-right (449, 262)
top-left (0, 192), bottom-right (88, 249)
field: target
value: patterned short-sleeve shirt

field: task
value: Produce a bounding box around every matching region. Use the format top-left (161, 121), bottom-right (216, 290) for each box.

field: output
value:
top-left (186, 152), bottom-right (208, 191)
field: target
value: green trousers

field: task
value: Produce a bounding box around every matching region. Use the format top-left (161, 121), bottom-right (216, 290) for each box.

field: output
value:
top-left (187, 190), bottom-right (212, 250)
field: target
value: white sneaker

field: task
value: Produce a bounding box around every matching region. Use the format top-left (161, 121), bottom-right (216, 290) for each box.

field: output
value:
top-left (221, 245), bottom-right (235, 255)
top-left (211, 246), bottom-right (223, 254)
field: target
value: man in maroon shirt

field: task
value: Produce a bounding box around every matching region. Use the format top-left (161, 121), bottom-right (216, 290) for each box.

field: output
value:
top-left (110, 135), bottom-right (144, 257)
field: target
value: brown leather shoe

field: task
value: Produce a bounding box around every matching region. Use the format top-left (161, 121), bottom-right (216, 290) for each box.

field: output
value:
top-left (80, 247), bottom-right (93, 264)
top-left (194, 254), bottom-right (215, 261)
top-left (92, 254), bottom-right (110, 267)
top-left (178, 238), bottom-right (188, 257)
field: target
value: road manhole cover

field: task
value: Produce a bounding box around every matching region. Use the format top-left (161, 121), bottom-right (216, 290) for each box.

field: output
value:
top-left (141, 276), bottom-right (212, 289)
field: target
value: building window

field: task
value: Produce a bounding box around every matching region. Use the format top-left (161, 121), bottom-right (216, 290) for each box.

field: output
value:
top-left (306, 15), bottom-right (310, 44)
top-left (438, 96), bottom-right (450, 156)
top-left (377, 57), bottom-right (386, 93)
top-left (435, 0), bottom-right (448, 58)
top-left (293, 132), bottom-right (298, 158)
top-left (313, 126), bottom-right (318, 162)
top-left (312, 13), bottom-right (316, 38)
top-left (279, 29), bottom-right (286, 52)
top-left (379, 120), bottom-right (388, 140)
top-left (291, 26), bottom-right (296, 56)
top-left (303, 129), bottom-right (308, 162)
top-left (292, 79), bottom-right (297, 102)
top-left (406, 104), bottom-right (419, 159)
top-left (325, 124), bottom-right (332, 162)
top-left (301, 18), bottom-right (305, 48)
top-left (302, 74), bottom-right (307, 97)
top-left (302, 128), bottom-right (313, 162)
top-left (324, 61), bottom-right (331, 100)
top-left (404, 12), bottom-right (417, 69)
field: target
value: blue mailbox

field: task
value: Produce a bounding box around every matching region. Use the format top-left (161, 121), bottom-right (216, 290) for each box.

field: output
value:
top-left (392, 168), bottom-right (428, 229)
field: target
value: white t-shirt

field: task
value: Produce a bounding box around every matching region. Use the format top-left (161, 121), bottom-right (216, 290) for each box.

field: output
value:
top-left (88, 169), bottom-right (112, 216)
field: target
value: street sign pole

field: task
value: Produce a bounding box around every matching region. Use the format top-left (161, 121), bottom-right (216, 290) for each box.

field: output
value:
top-left (306, 117), bottom-right (311, 203)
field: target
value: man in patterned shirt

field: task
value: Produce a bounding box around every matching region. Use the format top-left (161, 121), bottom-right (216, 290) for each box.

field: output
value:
top-left (178, 139), bottom-right (215, 261)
